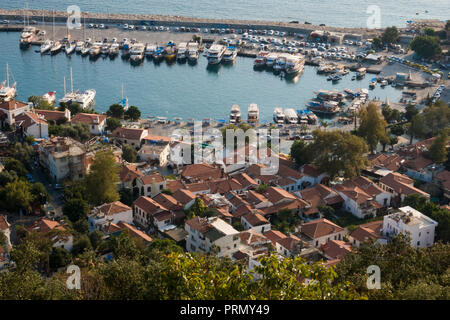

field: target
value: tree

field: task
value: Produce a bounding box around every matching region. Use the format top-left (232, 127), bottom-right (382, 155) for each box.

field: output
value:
top-left (31, 182), bottom-right (50, 205)
top-left (406, 114), bottom-right (426, 144)
top-left (390, 124), bottom-right (404, 136)
top-left (308, 130), bottom-right (369, 179)
top-left (28, 96), bottom-right (54, 110)
top-left (106, 117), bottom-right (122, 132)
top-left (422, 101), bottom-right (450, 136)
top-left (410, 35), bottom-right (442, 58)
top-left (4, 158), bottom-right (28, 177)
top-left (404, 104), bottom-right (419, 122)
top-left (85, 150), bottom-right (120, 205)
top-left (124, 106), bottom-right (141, 122)
top-left (66, 102), bottom-right (83, 115)
top-left (389, 135), bottom-right (399, 149)
top-left (428, 131), bottom-right (448, 164)
top-left (122, 144), bottom-right (138, 163)
top-left (423, 27), bottom-right (435, 36)
top-left (381, 26), bottom-right (399, 44)
top-left (372, 37), bottom-right (382, 49)
top-left (62, 199), bottom-right (90, 222)
top-left (49, 247), bottom-right (72, 269)
top-left (0, 170), bottom-right (18, 185)
top-left (358, 103), bottom-right (389, 154)
top-left (0, 180), bottom-right (33, 213)
top-left (89, 230), bottom-right (105, 250)
top-left (72, 219), bottom-right (90, 235)
top-left (290, 139), bottom-right (311, 166)
top-left (106, 104), bottom-right (124, 119)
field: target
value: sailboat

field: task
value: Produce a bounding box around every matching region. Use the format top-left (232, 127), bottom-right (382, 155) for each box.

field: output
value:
top-left (58, 68), bottom-right (96, 110)
top-left (50, 11), bottom-right (62, 55)
top-left (0, 63), bottom-right (17, 102)
top-left (20, 3), bottom-right (36, 49)
top-left (120, 84), bottom-right (129, 111)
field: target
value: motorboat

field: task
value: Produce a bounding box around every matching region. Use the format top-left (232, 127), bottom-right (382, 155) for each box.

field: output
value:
top-left (187, 42), bottom-right (199, 62)
top-left (254, 51), bottom-right (269, 67)
top-left (229, 104), bottom-right (241, 124)
top-left (65, 41), bottom-right (76, 55)
top-left (356, 67), bottom-right (366, 79)
top-left (380, 80), bottom-right (388, 87)
top-left (164, 41), bottom-right (177, 61)
top-left (284, 108), bottom-right (298, 124)
top-left (222, 46), bottom-right (237, 62)
top-left (20, 26), bottom-right (37, 48)
top-left (285, 55), bottom-right (305, 75)
top-left (130, 43), bottom-right (145, 63)
top-left (154, 46), bottom-right (164, 61)
top-left (265, 53), bottom-right (278, 68)
top-left (145, 44), bottom-right (156, 58)
top-left (74, 89), bottom-right (96, 109)
top-left (75, 41), bottom-right (85, 53)
top-left (89, 42), bottom-right (102, 57)
top-left (273, 54), bottom-right (288, 72)
top-left (41, 91), bottom-right (56, 105)
top-left (369, 78), bottom-right (377, 89)
top-left (247, 103), bottom-right (259, 123)
top-left (81, 45), bottom-right (90, 56)
top-left (207, 44), bottom-right (226, 64)
top-left (121, 41), bottom-right (131, 58)
top-left (273, 108), bottom-right (285, 124)
top-left (109, 43), bottom-right (120, 57)
top-left (177, 42), bottom-right (187, 61)
top-left (101, 43), bottom-right (111, 56)
top-left (306, 100), bottom-right (340, 115)
top-left (50, 41), bottom-right (62, 55)
top-left (40, 39), bottom-right (53, 54)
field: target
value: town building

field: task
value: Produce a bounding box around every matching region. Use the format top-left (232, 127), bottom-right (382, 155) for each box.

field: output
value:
top-left (88, 201), bottom-right (133, 232)
top-left (71, 113), bottom-right (107, 135)
top-left (299, 218), bottom-right (346, 247)
top-left (110, 127), bottom-right (148, 149)
top-left (27, 218), bottom-right (74, 251)
top-left (135, 173), bottom-right (166, 197)
top-left (14, 111), bottom-right (48, 139)
top-left (0, 100), bottom-right (32, 128)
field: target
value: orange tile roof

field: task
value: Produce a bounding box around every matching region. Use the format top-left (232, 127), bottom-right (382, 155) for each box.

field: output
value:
top-left (117, 221), bottom-right (152, 243)
top-left (71, 113), bottom-right (107, 125)
top-left (242, 212), bottom-right (269, 226)
top-left (0, 215), bottom-right (9, 231)
top-left (97, 201), bottom-right (131, 216)
top-left (111, 127), bottom-right (147, 140)
top-left (181, 163), bottom-right (222, 181)
top-left (119, 164), bottom-right (143, 183)
top-left (0, 100), bottom-right (28, 111)
top-left (35, 109), bottom-right (67, 122)
top-left (140, 173), bottom-right (164, 185)
top-left (320, 240), bottom-right (352, 260)
top-left (133, 196), bottom-right (168, 215)
top-left (380, 172), bottom-right (430, 197)
top-left (263, 229), bottom-right (287, 246)
top-left (301, 218), bottom-right (344, 240)
top-left (172, 188), bottom-right (196, 205)
top-left (350, 220), bottom-right (384, 243)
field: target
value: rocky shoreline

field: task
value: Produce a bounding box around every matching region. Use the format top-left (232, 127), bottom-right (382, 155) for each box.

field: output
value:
top-left (0, 8), bottom-right (385, 38)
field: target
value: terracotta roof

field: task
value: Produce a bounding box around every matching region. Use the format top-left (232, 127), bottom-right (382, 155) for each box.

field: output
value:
top-left (97, 201), bottom-right (131, 216)
top-left (320, 240), bottom-right (352, 260)
top-left (247, 190), bottom-right (269, 205)
top-left (153, 193), bottom-right (183, 211)
top-left (350, 220), bottom-right (384, 243)
top-left (27, 218), bottom-right (66, 233)
top-left (71, 113), bottom-right (107, 125)
top-left (300, 184), bottom-right (343, 215)
top-left (0, 100), bottom-right (28, 111)
top-left (101, 222), bottom-right (122, 234)
top-left (208, 178), bottom-right (243, 194)
top-left (233, 204), bottom-right (255, 219)
top-left (301, 164), bottom-right (322, 177)
top-left (261, 198), bottom-right (308, 215)
top-left (244, 163), bottom-right (267, 177)
top-left (143, 134), bottom-right (172, 143)
top-left (233, 250), bottom-right (249, 260)
top-left (15, 112), bottom-right (47, 130)
top-left (166, 179), bottom-right (185, 192)
top-left (232, 172), bottom-right (258, 188)
top-left (264, 186), bottom-right (296, 203)
top-left (0, 215), bottom-right (9, 231)
top-left (263, 229), bottom-right (287, 246)
top-left (35, 109), bottom-right (67, 122)
top-left (301, 218), bottom-right (344, 240)
top-left (140, 173), bottom-right (164, 185)
top-left (117, 221), bottom-right (152, 243)
top-left (186, 182), bottom-right (210, 193)
top-left (380, 172), bottom-right (430, 197)
top-left (239, 229), bottom-right (270, 245)
top-left (276, 177), bottom-right (296, 187)
top-left (436, 170), bottom-right (450, 191)
top-left (111, 127), bottom-right (147, 140)
top-left (172, 189), bottom-right (196, 205)
top-left (277, 164), bottom-right (305, 180)
top-left (403, 156), bottom-right (433, 171)
top-left (242, 212), bottom-right (269, 226)
top-left (185, 216), bottom-right (213, 234)
top-left (133, 196), bottom-right (168, 215)
top-left (277, 235), bottom-right (303, 251)
top-left (181, 163), bottom-right (222, 181)
top-left (369, 153), bottom-right (403, 171)
top-left (119, 164), bottom-right (143, 183)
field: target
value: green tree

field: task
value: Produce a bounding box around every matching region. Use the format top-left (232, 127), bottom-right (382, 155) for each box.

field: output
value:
top-left (124, 106), bottom-right (141, 122)
top-left (31, 182), bottom-right (50, 205)
top-left (4, 158), bottom-right (28, 177)
top-left (106, 104), bottom-right (125, 119)
top-left (423, 27), bottom-right (435, 36)
top-left (89, 230), bottom-right (105, 250)
top-left (390, 124), bottom-right (404, 136)
top-left (122, 144), bottom-right (138, 163)
top-left (308, 130), bottom-right (369, 179)
top-left (428, 131), bottom-right (448, 164)
top-left (406, 114), bottom-right (426, 144)
top-left (1, 180), bottom-right (34, 213)
top-left (106, 117), bottom-right (122, 132)
top-left (372, 37), bottom-right (382, 49)
top-left (290, 139), bottom-right (311, 166)
top-left (410, 35), bottom-right (442, 58)
top-left (85, 150), bottom-right (120, 205)
top-left (62, 198), bottom-right (90, 222)
top-left (358, 103), bottom-right (389, 154)
top-left (422, 101), bottom-right (450, 136)
top-left (404, 104), bottom-right (419, 122)
top-left (381, 26), bottom-right (399, 44)
top-left (72, 235), bottom-right (93, 256)
top-left (49, 247), bottom-right (72, 269)
top-left (0, 170), bottom-right (18, 185)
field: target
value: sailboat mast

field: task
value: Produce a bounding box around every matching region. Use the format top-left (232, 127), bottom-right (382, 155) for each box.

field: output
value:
top-left (70, 68), bottom-right (73, 93)
top-left (63, 76), bottom-right (66, 95)
top-left (52, 10), bottom-right (55, 41)
top-left (6, 63), bottom-right (9, 88)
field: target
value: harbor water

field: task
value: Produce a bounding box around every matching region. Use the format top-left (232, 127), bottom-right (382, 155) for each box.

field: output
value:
top-left (0, 32), bottom-right (404, 122)
top-left (3, 0), bottom-right (449, 28)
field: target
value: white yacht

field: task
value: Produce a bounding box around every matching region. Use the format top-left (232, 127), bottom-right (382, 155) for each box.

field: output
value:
top-left (74, 89), bottom-right (96, 109)
top-left (177, 42), bottom-right (187, 61)
top-left (130, 43), bottom-right (145, 63)
top-left (101, 43), bottom-right (111, 56)
top-left (254, 51), bottom-right (269, 67)
top-left (65, 42), bottom-right (76, 55)
top-left (273, 108), bottom-right (285, 124)
top-left (187, 42), bottom-right (199, 62)
top-left (50, 41), bottom-right (62, 55)
top-left (229, 104), bottom-right (241, 124)
top-left (207, 44), bottom-right (226, 64)
top-left (265, 53), bottom-right (278, 68)
top-left (145, 44), bottom-right (156, 58)
top-left (40, 39), bottom-right (53, 54)
top-left (20, 26), bottom-right (37, 47)
top-left (109, 43), bottom-right (120, 57)
top-left (89, 42), bottom-right (102, 57)
top-left (222, 46), bottom-right (238, 62)
top-left (0, 63), bottom-right (17, 102)
top-left (75, 41), bottom-right (85, 53)
top-left (285, 55), bottom-right (305, 75)
top-left (273, 54), bottom-right (288, 72)
top-left (284, 108), bottom-right (298, 124)
top-left (81, 45), bottom-right (90, 56)
top-left (247, 103), bottom-right (259, 124)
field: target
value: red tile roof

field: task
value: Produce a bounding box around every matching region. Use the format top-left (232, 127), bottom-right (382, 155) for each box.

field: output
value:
top-left (320, 240), bottom-right (352, 260)
top-left (380, 172), bottom-right (430, 197)
top-left (242, 212), bottom-right (269, 226)
top-left (97, 201), bottom-right (131, 216)
top-left (0, 215), bottom-right (9, 231)
top-left (111, 127), bottom-right (147, 140)
top-left (133, 196), bottom-right (168, 214)
top-left (71, 113), bottom-right (107, 125)
top-left (350, 220), bottom-right (384, 243)
top-left (35, 109), bottom-right (67, 122)
top-left (117, 221), bottom-right (152, 243)
top-left (0, 100), bottom-right (28, 111)
top-left (181, 163), bottom-right (222, 181)
top-left (301, 218), bottom-right (343, 239)
top-left (263, 230), bottom-right (287, 246)
top-left (172, 189), bottom-right (196, 205)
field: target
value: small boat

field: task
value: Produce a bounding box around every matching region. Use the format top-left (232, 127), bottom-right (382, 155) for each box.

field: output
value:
top-left (222, 46), bottom-right (238, 62)
top-left (176, 42), bottom-right (187, 61)
top-left (306, 100), bottom-right (340, 116)
top-left (130, 43), bottom-right (145, 63)
top-left (273, 107), bottom-right (285, 124)
top-left (153, 47), bottom-right (164, 61)
top-left (230, 104), bottom-right (241, 124)
top-left (369, 78), bottom-right (377, 89)
top-left (265, 53), bottom-right (278, 68)
top-left (356, 67), bottom-right (366, 79)
top-left (332, 74), bottom-right (342, 82)
top-left (20, 26), bottom-right (37, 49)
top-left (391, 82), bottom-right (397, 87)
top-left (109, 43), bottom-right (120, 57)
top-left (187, 42), bottom-right (199, 62)
top-left (207, 44), bottom-right (226, 65)
top-left (121, 41), bottom-right (131, 58)
top-left (81, 46), bottom-right (90, 56)
top-left (50, 41), bottom-right (62, 55)
top-left (273, 54), bottom-right (288, 73)
top-left (75, 41), bottom-right (85, 53)
top-left (65, 42), bottom-right (76, 55)
top-left (247, 103), bottom-right (259, 124)
top-left (351, 75), bottom-right (356, 81)
top-left (254, 51), bottom-right (269, 68)
top-left (284, 108), bottom-right (298, 124)
top-left (89, 42), bottom-right (102, 58)
top-left (41, 91), bottom-right (56, 105)
top-left (101, 43), bottom-right (110, 56)
top-left (145, 44), bottom-right (156, 58)
top-left (285, 55), bottom-right (305, 75)
top-left (164, 41), bottom-right (177, 61)
top-left (380, 80), bottom-right (388, 87)
top-left (40, 39), bottom-right (53, 54)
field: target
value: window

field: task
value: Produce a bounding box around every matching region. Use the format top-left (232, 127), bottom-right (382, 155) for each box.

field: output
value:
top-left (160, 185), bottom-right (163, 190)
top-left (417, 241), bottom-right (420, 246)
top-left (147, 186), bottom-right (151, 192)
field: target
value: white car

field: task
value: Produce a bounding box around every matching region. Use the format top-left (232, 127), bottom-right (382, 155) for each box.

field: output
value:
top-left (99, 24), bottom-right (105, 29)
top-left (129, 25), bottom-right (135, 30)
top-left (39, 30), bottom-right (46, 36)
top-left (141, 26), bottom-right (147, 31)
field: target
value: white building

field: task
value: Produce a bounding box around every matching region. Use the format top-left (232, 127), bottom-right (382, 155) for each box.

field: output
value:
top-left (382, 206), bottom-right (438, 248)
top-left (88, 201), bottom-right (133, 232)
top-left (185, 216), bottom-right (240, 258)
top-left (71, 113), bottom-right (107, 135)
top-left (15, 111), bottom-right (49, 139)
top-left (241, 212), bottom-right (271, 234)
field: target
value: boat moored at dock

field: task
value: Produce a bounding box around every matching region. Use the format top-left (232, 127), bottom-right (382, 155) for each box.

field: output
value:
top-left (247, 103), bottom-right (259, 124)
top-left (230, 104), bottom-right (241, 124)
top-left (50, 41), bottom-right (62, 55)
top-left (273, 108), bottom-right (285, 124)
top-left (109, 43), bottom-right (120, 57)
top-left (130, 43), bottom-right (145, 63)
top-left (207, 44), bottom-right (226, 65)
top-left (306, 100), bottom-right (340, 116)
top-left (187, 42), bottom-right (199, 62)
top-left (285, 55), bottom-right (305, 75)
top-left (265, 53), bottom-right (278, 68)
top-left (254, 51), bottom-right (269, 68)
top-left (40, 39), bottom-right (53, 54)
top-left (222, 46), bottom-right (238, 63)
top-left (273, 54), bottom-right (288, 73)
top-left (0, 63), bottom-right (17, 102)
top-left (177, 42), bottom-right (187, 61)
top-left (89, 42), bottom-right (102, 58)
top-left (284, 108), bottom-right (298, 124)
top-left (145, 44), bottom-right (156, 58)
top-left (164, 41), bottom-right (177, 61)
